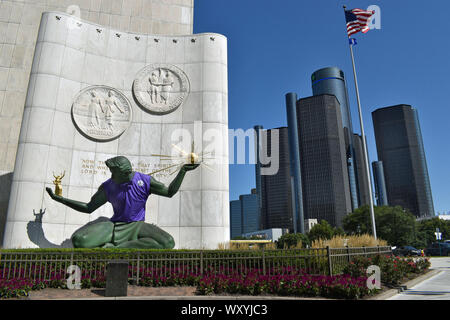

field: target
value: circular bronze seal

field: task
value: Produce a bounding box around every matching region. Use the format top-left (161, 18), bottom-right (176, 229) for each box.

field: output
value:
top-left (71, 86), bottom-right (132, 142)
top-left (132, 64), bottom-right (190, 115)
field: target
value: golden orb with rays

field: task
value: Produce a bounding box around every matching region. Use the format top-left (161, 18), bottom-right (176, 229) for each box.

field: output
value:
top-left (148, 141), bottom-right (215, 177)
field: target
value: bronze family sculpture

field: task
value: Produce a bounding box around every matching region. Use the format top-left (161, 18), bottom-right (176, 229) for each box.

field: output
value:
top-left (46, 156), bottom-right (199, 249)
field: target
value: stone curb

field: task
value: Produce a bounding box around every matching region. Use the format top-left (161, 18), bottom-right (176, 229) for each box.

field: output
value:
top-left (368, 269), bottom-right (443, 300)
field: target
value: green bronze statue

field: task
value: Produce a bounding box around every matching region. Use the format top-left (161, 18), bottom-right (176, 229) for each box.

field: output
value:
top-left (46, 156), bottom-right (199, 249)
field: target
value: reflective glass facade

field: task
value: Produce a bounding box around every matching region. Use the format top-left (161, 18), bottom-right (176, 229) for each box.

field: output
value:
top-left (372, 105), bottom-right (434, 217)
top-left (372, 161), bottom-right (388, 206)
top-left (230, 193), bottom-right (261, 238)
top-left (285, 93), bottom-right (305, 233)
top-left (240, 194), bottom-right (260, 234)
top-left (230, 200), bottom-right (242, 239)
top-left (260, 127), bottom-right (295, 231)
top-left (311, 67), bottom-right (359, 210)
top-left (254, 125), bottom-right (263, 227)
top-left (353, 134), bottom-right (371, 206)
top-left (296, 95), bottom-right (352, 227)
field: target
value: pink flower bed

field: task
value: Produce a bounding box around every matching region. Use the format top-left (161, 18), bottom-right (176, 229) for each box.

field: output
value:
top-left (1, 265), bottom-right (378, 299)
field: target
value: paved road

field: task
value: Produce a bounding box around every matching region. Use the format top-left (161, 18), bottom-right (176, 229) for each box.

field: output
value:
top-left (389, 257), bottom-right (450, 300)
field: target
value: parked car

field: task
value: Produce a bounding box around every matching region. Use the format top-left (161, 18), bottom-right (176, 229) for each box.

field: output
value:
top-left (425, 242), bottom-right (450, 256)
top-left (393, 246), bottom-right (421, 257)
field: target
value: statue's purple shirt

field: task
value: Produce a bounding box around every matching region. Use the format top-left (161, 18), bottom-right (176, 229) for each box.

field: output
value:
top-left (102, 172), bottom-right (151, 222)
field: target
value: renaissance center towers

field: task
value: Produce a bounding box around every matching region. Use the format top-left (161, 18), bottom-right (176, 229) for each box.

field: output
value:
top-left (372, 105), bottom-right (434, 218)
top-left (311, 67), bottom-right (360, 210)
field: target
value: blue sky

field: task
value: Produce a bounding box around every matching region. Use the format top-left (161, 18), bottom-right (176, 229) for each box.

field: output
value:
top-left (193, 0), bottom-right (450, 215)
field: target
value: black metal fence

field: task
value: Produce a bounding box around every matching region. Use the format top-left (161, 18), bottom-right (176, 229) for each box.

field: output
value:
top-left (328, 246), bottom-right (392, 275)
top-left (0, 246), bottom-right (392, 284)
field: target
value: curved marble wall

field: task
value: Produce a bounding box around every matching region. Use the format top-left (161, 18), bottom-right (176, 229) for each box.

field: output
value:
top-left (0, 0), bottom-right (194, 245)
top-left (3, 12), bottom-right (229, 249)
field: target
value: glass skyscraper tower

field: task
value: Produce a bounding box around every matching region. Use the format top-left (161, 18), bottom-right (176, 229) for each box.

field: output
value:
top-left (372, 105), bottom-right (434, 217)
top-left (230, 200), bottom-right (242, 239)
top-left (295, 94), bottom-right (352, 227)
top-left (372, 161), bottom-right (388, 206)
top-left (353, 133), bottom-right (371, 206)
top-left (259, 127), bottom-right (296, 231)
top-left (229, 190), bottom-right (260, 238)
top-left (311, 67), bottom-right (359, 211)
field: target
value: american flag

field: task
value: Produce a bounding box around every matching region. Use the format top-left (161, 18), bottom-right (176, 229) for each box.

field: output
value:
top-left (345, 8), bottom-right (375, 37)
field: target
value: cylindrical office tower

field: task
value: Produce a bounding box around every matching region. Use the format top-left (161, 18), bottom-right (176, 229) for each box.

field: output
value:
top-left (285, 93), bottom-right (304, 234)
top-left (311, 67), bottom-right (359, 210)
top-left (372, 161), bottom-right (388, 206)
top-left (353, 134), bottom-right (371, 206)
top-left (372, 105), bottom-right (434, 217)
top-left (296, 95), bottom-right (352, 228)
top-left (260, 127), bottom-right (296, 232)
top-left (254, 125), bottom-right (264, 230)
top-left (412, 108), bottom-right (435, 217)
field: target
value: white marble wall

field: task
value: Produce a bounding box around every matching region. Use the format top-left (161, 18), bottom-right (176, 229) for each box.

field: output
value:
top-left (0, 0), bottom-right (194, 247)
top-left (0, 0), bottom-right (195, 177)
top-left (3, 12), bottom-right (230, 249)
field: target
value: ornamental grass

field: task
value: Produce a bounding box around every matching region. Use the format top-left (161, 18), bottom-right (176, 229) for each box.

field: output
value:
top-left (311, 234), bottom-right (388, 248)
top-left (217, 242), bottom-right (278, 250)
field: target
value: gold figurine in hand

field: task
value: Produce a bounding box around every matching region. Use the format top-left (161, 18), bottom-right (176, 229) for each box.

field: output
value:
top-left (52, 171), bottom-right (65, 196)
top-left (190, 149), bottom-right (199, 165)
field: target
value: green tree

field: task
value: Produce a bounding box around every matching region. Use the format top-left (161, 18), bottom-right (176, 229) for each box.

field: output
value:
top-left (376, 206), bottom-right (416, 246)
top-left (276, 233), bottom-right (310, 249)
top-left (334, 227), bottom-right (345, 237)
top-left (415, 217), bottom-right (450, 247)
top-left (342, 205), bottom-right (373, 235)
top-left (411, 230), bottom-right (429, 249)
top-left (343, 205), bottom-right (417, 246)
top-left (307, 220), bottom-right (336, 242)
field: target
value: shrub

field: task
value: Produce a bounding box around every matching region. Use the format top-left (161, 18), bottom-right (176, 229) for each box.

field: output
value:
top-left (308, 220), bottom-right (336, 242)
top-left (276, 233), bottom-right (310, 249)
top-left (342, 255), bottom-right (430, 287)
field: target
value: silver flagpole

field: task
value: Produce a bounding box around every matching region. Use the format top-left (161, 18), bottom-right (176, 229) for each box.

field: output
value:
top-left (343, 5), bottom-right (377, 239)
